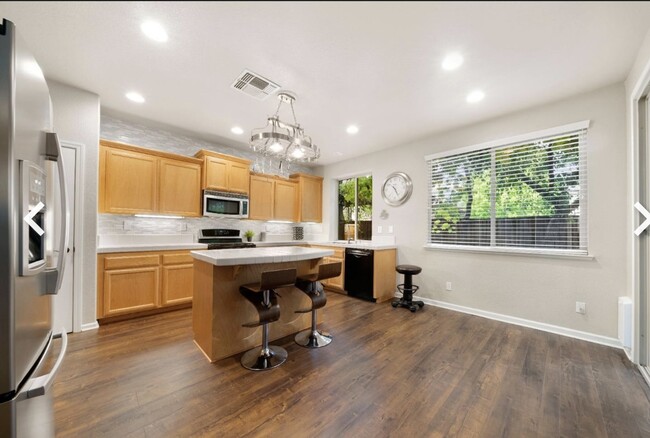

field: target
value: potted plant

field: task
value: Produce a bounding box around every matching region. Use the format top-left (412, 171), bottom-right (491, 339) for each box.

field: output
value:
top-left (243, 230), bottom-right (255, 242)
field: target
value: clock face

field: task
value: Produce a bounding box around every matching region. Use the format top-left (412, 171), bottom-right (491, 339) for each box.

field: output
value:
top-left (382, 172), bottom-right (412, 206)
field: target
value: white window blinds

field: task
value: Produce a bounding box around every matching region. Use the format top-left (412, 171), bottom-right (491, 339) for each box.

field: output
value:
top-left (426, 122), bottom-right (588, 255)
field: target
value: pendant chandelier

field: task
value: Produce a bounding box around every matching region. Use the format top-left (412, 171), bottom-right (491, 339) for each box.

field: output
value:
top-left (250, 91), bottom-right (319, 166)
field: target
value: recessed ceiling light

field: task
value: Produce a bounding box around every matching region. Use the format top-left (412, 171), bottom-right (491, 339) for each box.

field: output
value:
top-left (335, 151), bottom-right (344, 156)
top-left (442, 53), bottom-right (464, 71)
top-left (231, 126), bottom-right (244, 135)
top-left (125, 91), bottom-right (145, 103)
top-left (141, 21), bottom-right (168, 43)
top-left (346, 125), bottom-right (359, 135)
top-left (466, 90), bottom-right (485, 103)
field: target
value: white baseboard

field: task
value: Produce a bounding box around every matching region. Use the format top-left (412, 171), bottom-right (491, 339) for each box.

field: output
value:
top-left (624, 347), bottom-right (634, 362)
top-left (81, 321), bottom-right (99, 332)
top-left (401, 294), bottom-right (622, 349)
top-left (639, 365), bottom-right (650, 388)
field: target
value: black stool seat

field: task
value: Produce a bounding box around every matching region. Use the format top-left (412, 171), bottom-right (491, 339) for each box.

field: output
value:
top-left (392, 264), bottom-right (424, 313)
top-left (396, 265), bottom-right (422, 275)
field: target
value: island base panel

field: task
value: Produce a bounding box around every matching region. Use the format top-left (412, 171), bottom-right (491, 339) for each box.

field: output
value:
top-left (193, 259), bottom-right (320, 362)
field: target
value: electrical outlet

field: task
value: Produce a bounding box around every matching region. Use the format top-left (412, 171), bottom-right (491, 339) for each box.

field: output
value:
top-left (378, 225), bottom-right (383, 233)
top-left (446, 281), bottom-right (452, 291)
top-left (576, 301), bottom-right (586, 314)
top-left (388, 225), bottom-right (394, 233)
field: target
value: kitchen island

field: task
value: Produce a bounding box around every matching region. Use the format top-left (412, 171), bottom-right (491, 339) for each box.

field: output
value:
top-left (190, 246), bottom-right (334, 362)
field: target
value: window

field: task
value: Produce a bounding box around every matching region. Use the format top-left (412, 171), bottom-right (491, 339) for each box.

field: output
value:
top-left (426, 121), bottom-right (588, 255)
top-left (338, 175), bottom-right (372, 241)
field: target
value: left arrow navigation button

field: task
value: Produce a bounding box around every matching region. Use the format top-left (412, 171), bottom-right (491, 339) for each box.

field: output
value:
top-left (24, 201), bottom-right (44, 236)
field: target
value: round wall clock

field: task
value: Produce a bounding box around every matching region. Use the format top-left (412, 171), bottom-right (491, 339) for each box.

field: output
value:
top-left (381, 172), bottom-right (413, 206)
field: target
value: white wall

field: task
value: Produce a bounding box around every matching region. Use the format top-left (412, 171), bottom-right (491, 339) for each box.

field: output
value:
top-left (47, 79), bottom-right (100, 327)
top-left (322, 83), bottom-right (627, 339)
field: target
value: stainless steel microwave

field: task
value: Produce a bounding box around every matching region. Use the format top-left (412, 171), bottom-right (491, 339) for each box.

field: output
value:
top-left (203, 190), bottom-right (249, 218)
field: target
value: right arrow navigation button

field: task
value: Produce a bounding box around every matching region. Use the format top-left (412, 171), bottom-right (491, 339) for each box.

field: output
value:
top-left (635, 202), bottom-right (650, 236)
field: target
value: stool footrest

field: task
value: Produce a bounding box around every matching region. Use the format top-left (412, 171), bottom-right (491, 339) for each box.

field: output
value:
top-left (397, 284), bottom-right (420, 294)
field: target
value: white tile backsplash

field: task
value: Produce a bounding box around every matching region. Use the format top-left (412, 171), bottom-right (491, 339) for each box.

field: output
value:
top-left (98, 234), bottom-right (196, 247)
top-left (98, 213), bottom-right (323, 242)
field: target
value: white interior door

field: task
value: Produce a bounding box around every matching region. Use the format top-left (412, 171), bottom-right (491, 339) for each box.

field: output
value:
top-left (52, 146), bottom-right (76, 333)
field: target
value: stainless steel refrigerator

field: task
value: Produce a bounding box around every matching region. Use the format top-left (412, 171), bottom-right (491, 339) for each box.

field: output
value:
top-left (0, 18), bottom-right (69, 437)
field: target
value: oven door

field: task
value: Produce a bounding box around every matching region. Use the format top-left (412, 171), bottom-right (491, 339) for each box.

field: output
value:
top-left (203, 195), bottom-right (244, 218)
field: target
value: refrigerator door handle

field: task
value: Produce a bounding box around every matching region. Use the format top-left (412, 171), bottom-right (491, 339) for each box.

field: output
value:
top-left (44, 132), bottom-right (69, 295)
top-left (15, 330), bottom-right (68, 401)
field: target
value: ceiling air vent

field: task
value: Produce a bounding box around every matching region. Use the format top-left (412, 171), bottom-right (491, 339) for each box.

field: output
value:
top-left (231, 69), bottom-right (280, 101)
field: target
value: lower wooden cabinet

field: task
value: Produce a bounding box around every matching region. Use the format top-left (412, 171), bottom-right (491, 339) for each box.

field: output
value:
top-left (161, 264), bottom-right (194, 306)
top-left (103, 266), bottom-right (160, 316)
top-left (98, 250), bottom-right (194, 321)
top-left (311, 246), bottom-right (345, 292)
top-left (322, 256), bottom-right (345, 290)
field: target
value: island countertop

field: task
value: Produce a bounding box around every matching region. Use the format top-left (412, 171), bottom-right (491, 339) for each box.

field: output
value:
top-left (190, 246), bottom-right (334, 266)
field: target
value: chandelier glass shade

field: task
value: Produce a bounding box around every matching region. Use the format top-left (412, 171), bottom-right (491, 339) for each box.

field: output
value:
top-left (250, 91), bottom-right (319, 164)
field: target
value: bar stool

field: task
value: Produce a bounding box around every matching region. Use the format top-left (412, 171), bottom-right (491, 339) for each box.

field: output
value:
top-left (239, 268), bottom-right (297, 371)
top-left (392, 264), bottom-right (424, 313)
top-left (294, 262), bottom-right (342, 348)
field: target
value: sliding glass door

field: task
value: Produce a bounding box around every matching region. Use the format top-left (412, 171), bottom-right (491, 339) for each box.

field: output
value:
top-left (338, 174), bottom-right (372, 241)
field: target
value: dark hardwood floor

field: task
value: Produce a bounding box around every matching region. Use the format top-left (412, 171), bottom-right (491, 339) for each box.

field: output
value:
top-left (53, 293), bottom-right (650, 437)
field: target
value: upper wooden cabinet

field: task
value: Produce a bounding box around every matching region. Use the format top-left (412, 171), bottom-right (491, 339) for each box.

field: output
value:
top-left (274, 178), bottom-right (298, 222)
top-left (291, 173), bottom-right (323, 223)
top-left (158, 158), bottom-right (202, 216)
top-left (249, 174), bottom-right (274, 221)
top-left (248, 174), bottom-right (298, 222)
top-left (99, 140), bottom-right (203, 217)
top-left (101, 147), bottom-right (158, 215)
top-left (194, 150), bottom-right (251, 194)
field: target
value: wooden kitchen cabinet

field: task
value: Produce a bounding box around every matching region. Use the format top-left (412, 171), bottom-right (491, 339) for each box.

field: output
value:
top-left (273, 178), bottom-right (298, 222)
top-left (158, 158), bottom-right (202, 217)
top-left (249, 174), bottom-right (299, 221)
top-left (195, 149), bottom-right (251, 194)
top-left (101, 254), bottom-right (160, 317)
top-left (97, 250), bottom-right (194, 322)
top-left (311, 246), bottom-right (345, 292)
top-left (101, 147), bottom-right (158, 214)
top-left (249, 174), bottom-right (274, 220)
top-left (99, 140), bottom-right (203, 217)
top-left (161, 252), bottom-right (194, 306)
top-left (291, 173), bottom-right (323, 223)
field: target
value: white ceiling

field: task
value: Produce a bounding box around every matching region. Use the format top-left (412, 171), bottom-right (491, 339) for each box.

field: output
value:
top-left (2, 1), bottom-right (650, 165)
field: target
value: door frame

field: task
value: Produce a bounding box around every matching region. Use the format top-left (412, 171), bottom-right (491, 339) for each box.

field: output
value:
top-left (630, 48), bottom-right (650, 389)
top-left (60, 140), bottom-right (85, 333)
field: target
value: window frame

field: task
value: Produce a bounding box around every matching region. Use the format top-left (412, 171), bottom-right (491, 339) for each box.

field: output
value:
top-left (424, 120), bottom-right (590, 257)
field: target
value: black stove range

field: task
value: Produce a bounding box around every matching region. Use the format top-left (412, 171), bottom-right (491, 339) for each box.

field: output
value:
top-left (198, 228), bottom-right (256, 249)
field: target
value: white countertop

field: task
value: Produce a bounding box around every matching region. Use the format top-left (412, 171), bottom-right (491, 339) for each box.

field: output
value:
top-left (254, 240), bottom-right (397, 250)
top-left (97, 243), bottom-right (208, 253)
top-left (191, 246), bottom-right (334, 266)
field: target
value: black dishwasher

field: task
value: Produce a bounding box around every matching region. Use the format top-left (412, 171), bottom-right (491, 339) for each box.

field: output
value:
top-left (345, 248), bottom-right (375, 302)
